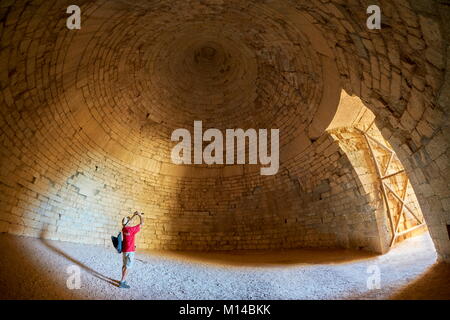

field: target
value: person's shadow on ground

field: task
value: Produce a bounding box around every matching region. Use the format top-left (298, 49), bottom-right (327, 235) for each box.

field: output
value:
top-left (39, 228), bottom-right (120, 287)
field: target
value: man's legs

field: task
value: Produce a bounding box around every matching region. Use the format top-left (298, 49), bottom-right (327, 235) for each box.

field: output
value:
top-left (121, 265), bottom-right (128, 282)
top-left (119, 253), bottom-right (131, 288)
top-left (119, 252), bottom-right (134, 288)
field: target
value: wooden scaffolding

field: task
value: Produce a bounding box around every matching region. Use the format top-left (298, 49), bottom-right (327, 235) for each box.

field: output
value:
top-left (357, 123), bottom-right (425, 247)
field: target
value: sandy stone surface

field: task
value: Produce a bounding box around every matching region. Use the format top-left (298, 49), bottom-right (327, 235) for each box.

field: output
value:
top-left (0, 233), bottom-right (448, 300)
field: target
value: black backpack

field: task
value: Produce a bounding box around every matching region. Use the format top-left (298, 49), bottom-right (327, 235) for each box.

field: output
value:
top-left (111, 232), bottom-right (123, 253)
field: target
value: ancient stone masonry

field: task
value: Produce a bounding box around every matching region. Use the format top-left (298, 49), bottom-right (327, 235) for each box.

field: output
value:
top-left (0, 0), bottom-right (448, 261)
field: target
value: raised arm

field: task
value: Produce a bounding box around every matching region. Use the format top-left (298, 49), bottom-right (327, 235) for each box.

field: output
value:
top-left (136, 211), bottom-right (144, 226)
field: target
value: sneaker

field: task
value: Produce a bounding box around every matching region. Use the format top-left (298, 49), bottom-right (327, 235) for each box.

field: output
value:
top-left (119, 281), bottom-right (130, 289)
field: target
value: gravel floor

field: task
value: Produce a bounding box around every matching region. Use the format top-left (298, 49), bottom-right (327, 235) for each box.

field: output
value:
top-left (0, 232), bottom-right (448, 299)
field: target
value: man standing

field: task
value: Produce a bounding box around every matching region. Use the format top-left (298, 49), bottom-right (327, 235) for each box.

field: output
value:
top-left (119, 211), bottom-right (143, 289)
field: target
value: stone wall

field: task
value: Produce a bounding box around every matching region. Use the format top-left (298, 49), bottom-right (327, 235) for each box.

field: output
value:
top-left (302, 0), bottom-right (449, 261)
top-left (0, 115), bottom-right (413, 253)
top-left (0, 0), bottom-right (447, 259)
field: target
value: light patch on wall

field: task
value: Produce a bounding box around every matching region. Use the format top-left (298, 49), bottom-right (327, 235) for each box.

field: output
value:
top-left (67, 172), bottom-right (102, 197)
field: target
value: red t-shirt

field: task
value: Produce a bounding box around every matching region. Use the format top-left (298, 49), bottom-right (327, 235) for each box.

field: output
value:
top-left (122, 224), bottom-right (141, 252)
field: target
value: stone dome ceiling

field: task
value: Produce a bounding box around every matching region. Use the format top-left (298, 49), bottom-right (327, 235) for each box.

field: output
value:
top-left (58, 0), bottom-right (338, 166)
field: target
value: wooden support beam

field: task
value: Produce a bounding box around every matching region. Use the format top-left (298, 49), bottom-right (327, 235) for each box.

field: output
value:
top-left (383, 182), bottom-right (423, 225)
top-left (358, 129), bottom-right (425, 248)
top-left (381, 170), bottom-right (405, 180)
top-left (384, 152), bottom-right (394, 176)
top-left (365, 134), bottom-right (395, 154)
top-left (365, 120), bottom-right (375, 134)
top-left (390, 178), bottom-right (409, 247)
top-left (395, 223), bottom-right (426, 237)
top-left (363, 133), bottom-right (396, 236)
